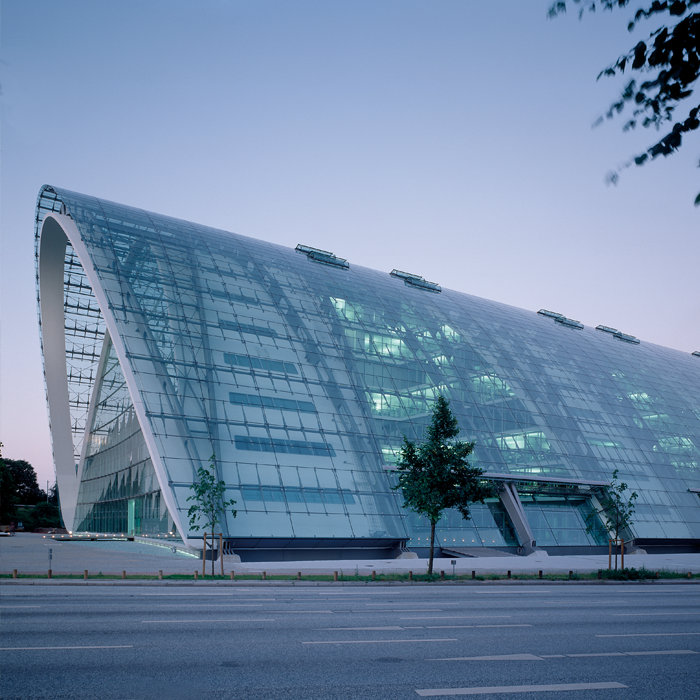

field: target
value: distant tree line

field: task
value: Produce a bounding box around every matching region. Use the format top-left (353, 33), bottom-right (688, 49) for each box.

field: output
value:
top-left (0, 442), bottom-right (61, 530)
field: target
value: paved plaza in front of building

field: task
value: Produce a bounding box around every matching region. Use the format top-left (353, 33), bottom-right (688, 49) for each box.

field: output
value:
top-left (2, 533), bottom-right (699, 580)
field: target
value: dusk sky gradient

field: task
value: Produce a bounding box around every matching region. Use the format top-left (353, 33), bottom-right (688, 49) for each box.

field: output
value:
top-left (1, 0), bottom-right (697, 490)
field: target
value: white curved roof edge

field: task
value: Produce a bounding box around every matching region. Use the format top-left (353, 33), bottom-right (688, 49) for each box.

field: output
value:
top-left (38, 213), bottom-right (189, 544)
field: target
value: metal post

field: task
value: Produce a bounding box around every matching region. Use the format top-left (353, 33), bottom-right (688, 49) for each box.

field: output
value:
top-left (202, 533), bottom-right (207, 577)
top-left (220, 533), bottom-right (224, 576)
top-left (608, 538), bottom-right (612, 570)
top-left (621, 539), bottom-right (625, 570)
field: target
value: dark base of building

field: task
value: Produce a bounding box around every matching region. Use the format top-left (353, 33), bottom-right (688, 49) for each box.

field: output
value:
top-left (211, 538), bottom-right (700, 561)
top-left (222, 537), bottom-right (409, 562)
top-left (631, 538), bottom-right (700, 554)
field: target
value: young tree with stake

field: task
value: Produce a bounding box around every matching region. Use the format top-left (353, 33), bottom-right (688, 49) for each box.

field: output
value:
top-left (187, 455), bottom-right (237, 576)
top-left (587, 469), bottom-right (638, 570)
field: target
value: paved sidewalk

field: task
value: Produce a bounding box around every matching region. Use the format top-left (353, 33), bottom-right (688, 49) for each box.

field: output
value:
top-left (2, 533), bottom-right (699, 578)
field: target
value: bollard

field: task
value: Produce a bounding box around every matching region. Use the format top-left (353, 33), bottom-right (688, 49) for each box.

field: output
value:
top-left (84, 569), bottom-right (88, 580)
top-left (194, 571), bottom-right (198, 581)
top-left (262, 571), bottom-right (267, 580)
top-left (409, 571), bottom-right (413, 581)
top-left (371, 570), bottom-right (376, 580)
top-left (472, 570), bottom-right (476, 580)
top-left (297, 571), bottom-right (301, 580)
top-left (569, 570), bottom-right (573, 580)
top-left (12, 569), bottom-right (17, 579)
top-left (158, 570), bottom-right (163, 580)
top-left (507, 570), bottom-right (511, 579)
top-left (122, 570), bottom-right (126, 580)
top-left (333, 571), bottom-right (338, 582)
top-left (539, 570), bottom-right (543, 580)
top-left (48, 569), bottom-right (52, 579)
top-left (230, 571), bottom-right (235, 580)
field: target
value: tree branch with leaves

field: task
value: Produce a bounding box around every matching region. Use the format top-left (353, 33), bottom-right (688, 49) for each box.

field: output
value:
top-left (549, 0), bottom-right (699, 203)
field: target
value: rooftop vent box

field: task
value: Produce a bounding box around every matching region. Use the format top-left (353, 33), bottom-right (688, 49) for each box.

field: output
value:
top-left (555, 317), bottom-right (583, 330)
top-left (538, 309), bottom-right (563, 320)
top-left (613, 331), bottom-right (640, 345)
top-left (390, 269), bottom-right (441, 293)
top-left (295, 244), bottom-right (349, 269)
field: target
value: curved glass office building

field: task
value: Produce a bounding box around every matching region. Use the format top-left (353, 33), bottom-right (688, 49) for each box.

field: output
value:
top-left (36, 186), bottom-right (700, 558)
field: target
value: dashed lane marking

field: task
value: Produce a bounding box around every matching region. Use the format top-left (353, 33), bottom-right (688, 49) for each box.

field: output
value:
top-left (415, 681), bottom-right (627, 696)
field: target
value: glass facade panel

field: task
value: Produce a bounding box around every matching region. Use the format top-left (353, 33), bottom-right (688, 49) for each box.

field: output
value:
top-left (36, 186), bottom-right (700, 552)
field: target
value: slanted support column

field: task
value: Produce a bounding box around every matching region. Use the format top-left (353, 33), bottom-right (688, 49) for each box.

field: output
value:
top-left (499, 483), bottom-right (537, 555)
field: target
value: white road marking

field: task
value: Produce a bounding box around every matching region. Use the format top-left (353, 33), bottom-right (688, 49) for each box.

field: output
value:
top-left (433, 649), bottom-right (698, 661)
top-left (426, 624), bottom-right (531, 629)
top-left (613, 611), bottom-right (700, 616)
top-left (433, 654), bottom-right (544, 662)
top-left (0, 605), bottom-right (41, 608)
top-left (0, 645), bottom-right (133, 651)
top-left (597, 632), bottom-right (700, 638)
top-left (270, 609), bottom-right (333, 614)
top-left (415, 681), bottom-right (627, 695)
top-left (151, 603), bottom-right (264, 608)
top-left (400, 615), bottom-right (512, 620)
top-left (362, 609), bottom-right (444, 612)
top-left (142, 618), bottom-right (275, 623)
top-left (134, 592), bottom-right (264, 597)
top-left (303, 638), bottom-right (457, 645)
top-left (320, 626), bottom-right (405, 631)
top-left (471, 590), bottom-right (551, 594)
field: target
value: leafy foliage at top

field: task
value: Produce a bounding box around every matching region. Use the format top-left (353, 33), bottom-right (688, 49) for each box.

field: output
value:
top-left (186, 454), bottom-right (237, 533)
top-left (549, 1), bottom-right (699, 203)
top-left (587, 468), bottom-right (639, 540)
top-left (0, 443), bottom-right (59, 528)
top-left (393, 396), bottom-right (493, 526)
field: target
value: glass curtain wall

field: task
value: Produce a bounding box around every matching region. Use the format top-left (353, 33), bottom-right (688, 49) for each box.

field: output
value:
top-left (36, 186), bottom-right (700, 548)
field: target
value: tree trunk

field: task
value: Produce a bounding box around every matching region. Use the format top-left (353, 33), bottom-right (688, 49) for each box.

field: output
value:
top-left (428, 520), bottom-right (436, 576)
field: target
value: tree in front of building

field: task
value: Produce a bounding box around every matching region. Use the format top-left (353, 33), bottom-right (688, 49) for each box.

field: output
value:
top-left (187, 455), bottom-right (237, 576)
top-left (587, 469), bottom-right (638, 569)
top-left (392, 396), bottom-right (494, 576)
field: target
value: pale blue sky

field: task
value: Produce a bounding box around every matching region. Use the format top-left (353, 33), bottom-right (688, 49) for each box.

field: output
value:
top-left (1, 0), bottom-right (698, 488)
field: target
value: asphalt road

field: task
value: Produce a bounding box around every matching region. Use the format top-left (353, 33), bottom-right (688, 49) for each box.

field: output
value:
top-left (1, 584), bottom-right (699, 699)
